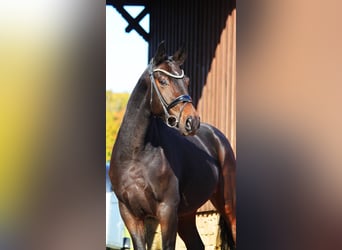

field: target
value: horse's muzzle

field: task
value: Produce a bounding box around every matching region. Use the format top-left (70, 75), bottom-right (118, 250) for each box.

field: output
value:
top-left (184, 116), bottom-right (200, 135)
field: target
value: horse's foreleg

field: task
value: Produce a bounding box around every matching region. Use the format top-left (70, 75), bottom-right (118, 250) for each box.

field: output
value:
top-left (118, 202), bottom-right (146, 249)
top-left (157, 202), bottom-right (178, 250)
top-left (177, 212), bottom-right (204, 250)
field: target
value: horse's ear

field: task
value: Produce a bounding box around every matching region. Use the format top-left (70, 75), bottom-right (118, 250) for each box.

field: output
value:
top-left (153, 41), bottom-right (167, 65)
top-left (172, 45), bottom-right (187, 65)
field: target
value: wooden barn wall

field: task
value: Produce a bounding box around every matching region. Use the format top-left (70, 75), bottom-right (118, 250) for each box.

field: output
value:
top-left (198, 7), bottom-right (236, 155)
top-left (148, 0), bottom-right (236, 155)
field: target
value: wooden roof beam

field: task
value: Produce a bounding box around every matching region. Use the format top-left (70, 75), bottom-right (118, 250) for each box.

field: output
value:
top-left (107, 0), bottom-right (150, 42)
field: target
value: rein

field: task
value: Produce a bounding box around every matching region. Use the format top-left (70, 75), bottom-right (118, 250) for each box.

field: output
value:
top-left (149, 65), bottom-right (192, 128)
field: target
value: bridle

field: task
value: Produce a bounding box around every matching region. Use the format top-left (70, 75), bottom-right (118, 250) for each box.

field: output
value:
top-left (149, 64), bottom-right (192, 127)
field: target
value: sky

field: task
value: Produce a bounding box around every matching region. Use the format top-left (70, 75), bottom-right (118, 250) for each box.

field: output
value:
top-left (106, 5), bottom-right (149, 93)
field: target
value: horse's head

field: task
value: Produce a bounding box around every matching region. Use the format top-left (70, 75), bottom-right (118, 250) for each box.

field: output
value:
top-left (148, 41), bottom-right (200, 136)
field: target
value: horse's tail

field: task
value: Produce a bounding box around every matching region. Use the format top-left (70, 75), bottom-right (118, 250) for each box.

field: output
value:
top-left (219, 215), bottom-right (236, 250)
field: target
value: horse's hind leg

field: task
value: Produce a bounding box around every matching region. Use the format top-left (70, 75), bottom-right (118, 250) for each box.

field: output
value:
top-left (177, 212), bottom-right (204, 250)
top-left (211, 192), bottom-right (236, 249)
top-left (118, 202), bottom-right (146, 249)
top-left (210, 152), bottom-right (236, 245)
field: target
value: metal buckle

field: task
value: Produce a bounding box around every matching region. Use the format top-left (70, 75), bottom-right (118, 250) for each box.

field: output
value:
top-left (166, 115), bottom-right (178, 127)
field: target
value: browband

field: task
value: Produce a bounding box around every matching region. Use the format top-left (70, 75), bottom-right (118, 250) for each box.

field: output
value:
top-left (152, 68), bottom-right (184, 79)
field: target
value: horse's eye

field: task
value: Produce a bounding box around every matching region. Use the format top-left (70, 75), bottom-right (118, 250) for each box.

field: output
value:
top-left (159, 79), bottom-right (168, 85)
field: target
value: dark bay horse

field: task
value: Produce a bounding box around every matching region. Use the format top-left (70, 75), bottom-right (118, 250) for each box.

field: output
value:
top-left (110, 42), bottom-right (236, 250)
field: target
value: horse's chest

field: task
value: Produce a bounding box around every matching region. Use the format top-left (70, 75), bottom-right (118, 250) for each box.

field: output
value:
top-left (116, 151), bottom-right (177, 217)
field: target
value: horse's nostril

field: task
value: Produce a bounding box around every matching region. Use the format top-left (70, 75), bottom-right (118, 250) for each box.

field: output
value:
top-left (185, 117), bottom-right (192, 131)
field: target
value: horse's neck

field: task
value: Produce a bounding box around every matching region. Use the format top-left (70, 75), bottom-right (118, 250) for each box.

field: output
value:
top-left (115, 78), bottom-right (151, 158)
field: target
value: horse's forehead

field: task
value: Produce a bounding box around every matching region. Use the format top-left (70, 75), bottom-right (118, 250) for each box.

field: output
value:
top-left (163, 60), bottom-right (181, 74)
top-left (157, 59), bottom-right (175, 69)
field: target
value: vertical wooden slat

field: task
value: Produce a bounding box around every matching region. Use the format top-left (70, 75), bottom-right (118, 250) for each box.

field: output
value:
top-left (231, 8), bottom-right (236, 152)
